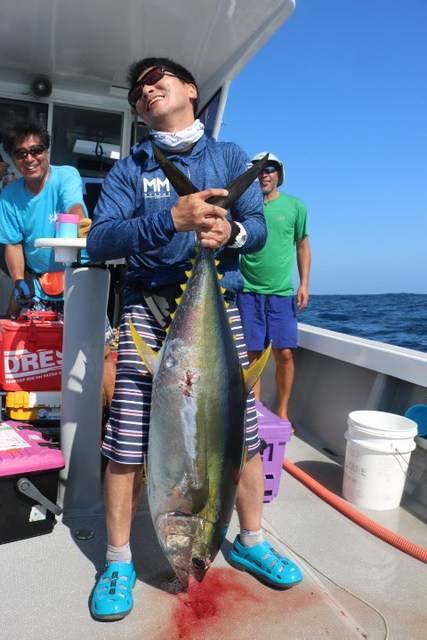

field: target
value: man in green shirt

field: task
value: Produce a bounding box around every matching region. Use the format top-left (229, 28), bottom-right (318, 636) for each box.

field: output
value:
top-left (238, 152), bottom-right (311, 424)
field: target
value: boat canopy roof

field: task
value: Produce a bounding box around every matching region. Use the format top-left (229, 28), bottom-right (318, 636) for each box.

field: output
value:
top-left (1, 0), bottom-right (294, 109)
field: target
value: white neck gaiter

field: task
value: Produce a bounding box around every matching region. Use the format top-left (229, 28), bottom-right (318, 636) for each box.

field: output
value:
top-left (150, 119), bottom-right (205, 151)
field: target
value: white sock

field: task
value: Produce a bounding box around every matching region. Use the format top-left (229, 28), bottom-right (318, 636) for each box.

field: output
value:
top-left (106, 542), bottom-right (132, 564)
top-left (240, 529), bottom-right (264, 547)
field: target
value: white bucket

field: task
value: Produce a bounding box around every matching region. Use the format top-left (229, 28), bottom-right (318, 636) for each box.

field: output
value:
top-left (342, 410), bottom-right (418, 510)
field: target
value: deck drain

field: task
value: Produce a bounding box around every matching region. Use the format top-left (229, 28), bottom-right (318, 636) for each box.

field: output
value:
top-left (74, 529), bottom-right (95, 540)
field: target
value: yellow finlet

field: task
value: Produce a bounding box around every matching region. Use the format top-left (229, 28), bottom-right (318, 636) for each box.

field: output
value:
top-left (175, 296), bottom-right (182, 305)
top-left (242, 342), bottom-right (272, 393)
top-left (128, 320), bottom-right (159, 376)
top-left (214, 259), bottom-right (220, 267)
top-left (220, 286), bottom-right (226, 295)
top-left (240, 446), bottom-right (248, 473)
top-left (185, 270), bottom-right (192, 279)
top-left (141, 454), bottom-right (148, 481)
top-left (180, 283), bottom-right (187, 292)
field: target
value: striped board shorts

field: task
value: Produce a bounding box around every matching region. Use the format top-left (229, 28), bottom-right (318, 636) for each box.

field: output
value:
top-left (101, 300), bottom-right (260, 465)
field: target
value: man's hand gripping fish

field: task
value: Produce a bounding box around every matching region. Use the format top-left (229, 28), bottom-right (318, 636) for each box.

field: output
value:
top-left (129, 146), bottom-right (270, 590)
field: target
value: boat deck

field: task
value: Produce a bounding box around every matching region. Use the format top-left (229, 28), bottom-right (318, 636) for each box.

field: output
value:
top-left (2, 435), bottom-right (426, 640)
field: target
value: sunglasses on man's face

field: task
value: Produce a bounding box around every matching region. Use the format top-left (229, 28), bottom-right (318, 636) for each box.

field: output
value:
top-left (260, 165), bottom-right (278, 175)
top-left (127, 66), bottom-right (191, 108)
top-left (13, 144), bottom-right (46, 161)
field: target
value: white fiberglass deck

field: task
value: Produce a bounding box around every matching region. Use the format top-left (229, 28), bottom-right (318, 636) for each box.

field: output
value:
top-left (2, 435), bottom-right (426, 640)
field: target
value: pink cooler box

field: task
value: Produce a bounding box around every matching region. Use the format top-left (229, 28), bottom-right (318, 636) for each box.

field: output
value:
top-left (256, 401), bottom-right (292, 502)
top-left (0, 420), bottom-right (64, 543)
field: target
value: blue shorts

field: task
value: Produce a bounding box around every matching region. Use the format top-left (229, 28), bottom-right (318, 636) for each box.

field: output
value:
top-left (237, 292), bottom-right (297, 351)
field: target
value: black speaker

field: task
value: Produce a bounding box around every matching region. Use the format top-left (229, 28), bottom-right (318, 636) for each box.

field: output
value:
top-left (30, 76), bottom-right (52, 98)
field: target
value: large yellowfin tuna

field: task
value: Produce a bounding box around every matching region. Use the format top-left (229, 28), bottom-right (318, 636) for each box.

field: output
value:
top-left (130, 146), bottom-right (270, 589)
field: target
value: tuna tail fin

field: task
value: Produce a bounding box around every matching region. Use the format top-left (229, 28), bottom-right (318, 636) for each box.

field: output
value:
top-left (152, 142), bottom-right (269, 208)
top-left (152, 143), bottom-right (197, 195)
top-left (242, 342), bottom-right (272, 394)
top-left (128, 319), bottom-right (159, 376)
top-left (207, 154), bottom-right (269, 209)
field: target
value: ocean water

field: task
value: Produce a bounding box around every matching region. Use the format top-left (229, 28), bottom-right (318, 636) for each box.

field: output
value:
top-left (297, 293), bottom-right (427, 353)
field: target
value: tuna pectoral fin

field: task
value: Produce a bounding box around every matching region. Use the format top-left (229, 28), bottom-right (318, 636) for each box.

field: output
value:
top-left (242, 342), bottom-right (272, 394)
top-left (128, 319), bottom-right (159, 376)
top-left (189, 484), bottom-right (210, 514)
top-left (152, 142), bottom-right (269, 210)
top-left (177, 472), bottom-right (210, 514)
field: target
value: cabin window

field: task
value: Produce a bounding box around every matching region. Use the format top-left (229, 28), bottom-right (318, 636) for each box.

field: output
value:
top-left (130, 121), bottom-right (150, 151)
top-left (49, 105), bottom-right (123, 217)
top-left (0, 97), bottom-right (48, 133)
top-left (50, 105), bottom-right (122, 180)
top-left (198, 89), bottom-right (222, 138)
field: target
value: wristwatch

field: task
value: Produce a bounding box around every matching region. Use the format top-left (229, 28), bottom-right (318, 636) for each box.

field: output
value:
top-left (227, 221), bottom-right (248, 248)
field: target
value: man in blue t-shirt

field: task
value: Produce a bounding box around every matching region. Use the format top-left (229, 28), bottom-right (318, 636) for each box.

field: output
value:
top-left (0, 120), bottom-right (88, 315)
top-left (0, 120), bottom-right (116, 408)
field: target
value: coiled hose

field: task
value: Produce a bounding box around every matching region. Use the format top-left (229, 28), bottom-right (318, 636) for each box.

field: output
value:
top-left (283, 458), bottom-right (427, 564)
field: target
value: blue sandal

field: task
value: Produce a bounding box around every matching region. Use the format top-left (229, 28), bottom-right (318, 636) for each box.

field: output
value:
top-left (90, 562), bottom-right (136, 621)
top-left (229, 536), bottom-right (303, 588)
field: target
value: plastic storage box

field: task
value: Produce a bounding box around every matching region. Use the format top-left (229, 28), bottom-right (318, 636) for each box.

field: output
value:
top-left (5, 390), bottom-right (61, 421)
top-left (0, 420), bottom-right (64, 543)
top-left (0, 311), bottom-right (63, 392)
top-left (257, 401), bottom-right (292, 502)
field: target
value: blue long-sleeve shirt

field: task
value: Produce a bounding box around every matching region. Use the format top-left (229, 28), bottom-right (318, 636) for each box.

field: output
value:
top-left (87, 134), bottom-right (266, 301)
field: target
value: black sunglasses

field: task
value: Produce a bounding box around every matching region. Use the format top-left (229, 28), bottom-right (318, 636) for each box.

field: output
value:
top-left (260, 165), bottom-right (278, 174)
top-left (13, 144), bottom-right (47, 160)
top-left (128, 66), bottom-right (192, 108)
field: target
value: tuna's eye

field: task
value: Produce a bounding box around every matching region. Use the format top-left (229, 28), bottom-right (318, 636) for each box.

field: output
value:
top-left (165, 354), bottom-right (177, 369)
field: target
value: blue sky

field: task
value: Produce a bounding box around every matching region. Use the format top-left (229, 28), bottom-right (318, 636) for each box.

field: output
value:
top-left (221, 0), bottom-right (427, 294)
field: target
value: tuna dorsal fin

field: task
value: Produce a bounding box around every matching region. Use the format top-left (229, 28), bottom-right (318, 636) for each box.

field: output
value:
top-left (242, 342), bottom-right (272, 393)
top-left (128, 319), bottom-right (159, 376)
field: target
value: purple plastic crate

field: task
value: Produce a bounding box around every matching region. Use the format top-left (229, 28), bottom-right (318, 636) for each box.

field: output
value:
top-left (256, 401), bottom-right (292, 502)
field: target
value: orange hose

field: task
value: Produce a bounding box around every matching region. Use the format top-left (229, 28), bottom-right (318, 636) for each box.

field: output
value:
top-left (283, 458), bottom-right (427, 564)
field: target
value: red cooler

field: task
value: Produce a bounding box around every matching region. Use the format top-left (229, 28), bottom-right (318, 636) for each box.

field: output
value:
top-left (0, 311), bottom-right (63, 391)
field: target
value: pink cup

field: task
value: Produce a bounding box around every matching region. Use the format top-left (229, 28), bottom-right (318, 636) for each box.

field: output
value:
top-left (55, 213), bottom-right (80, 238)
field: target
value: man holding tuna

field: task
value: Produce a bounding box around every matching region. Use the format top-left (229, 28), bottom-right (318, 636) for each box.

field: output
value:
top-left (87, 57), bottom-right (303, 621)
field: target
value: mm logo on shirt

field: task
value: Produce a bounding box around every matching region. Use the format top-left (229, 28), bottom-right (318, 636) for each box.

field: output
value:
top-left (143, 176), bottom-right (171, 198)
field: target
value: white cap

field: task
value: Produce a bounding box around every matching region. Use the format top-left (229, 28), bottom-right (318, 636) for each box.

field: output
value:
top-left (250, 151), bottom-right (284, 186)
